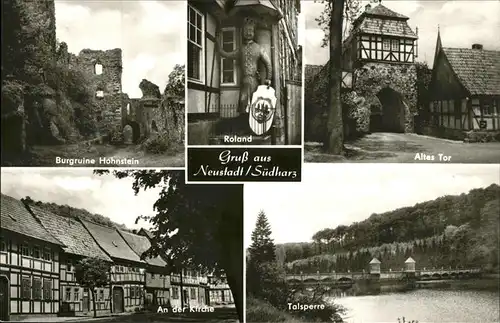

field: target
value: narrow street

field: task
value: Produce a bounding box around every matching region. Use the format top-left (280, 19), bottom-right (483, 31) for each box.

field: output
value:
top-left (14, 309), bottom-right (239, 323)
top-left (305, 133), bottom-right (500, 163)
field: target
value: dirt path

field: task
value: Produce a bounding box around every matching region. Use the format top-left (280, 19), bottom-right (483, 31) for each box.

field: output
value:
top-left (305, 133), bottom-right (500, 163)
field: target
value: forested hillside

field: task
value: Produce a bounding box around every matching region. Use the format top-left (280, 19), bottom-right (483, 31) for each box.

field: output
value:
top-left (21, 196), bottom-right (130, 231)
top-left (280, 184), bottom-right (500, 273)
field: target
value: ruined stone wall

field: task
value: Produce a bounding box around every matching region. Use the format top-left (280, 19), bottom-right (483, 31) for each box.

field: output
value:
top-left (353, 62), bottom-right (418, 133)
top-left (69, 48), bottom-right (123, 136)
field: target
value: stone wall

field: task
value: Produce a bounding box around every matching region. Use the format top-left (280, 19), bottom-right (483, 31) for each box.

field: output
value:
top-left (353, 63), bottom-right (418, 133)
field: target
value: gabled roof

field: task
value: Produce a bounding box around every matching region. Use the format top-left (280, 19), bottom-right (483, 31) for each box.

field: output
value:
top-left (353, 5), bottom-right (417, 39)
top-left (28, 205), bottom-right (112, 262)
top-left (405, 257), bottom-right (415, 263)
top-left (365, 4), bottom-right (409, 20)
top-left (0, 194), bottom-right (63, 246)
top-left (138, 228), bottom-right (154, 240)
top-left (369, 258), bottom-right (381, 264)
top-left (80, 220), bottom-right (144, 264)
top-left (118, 230), bottom-right (166, 268)
top-left (442, 47), bottom-right (500, 96)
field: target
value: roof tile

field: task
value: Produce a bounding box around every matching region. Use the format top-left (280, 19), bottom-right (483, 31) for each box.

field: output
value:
top-left (0, 194), bottom-right (63, 246)
top-left (119, 230), bottom-right (167, 268)
top-left (80, 220), bottom-right (144, 264)
top-left (443, 47), bottom-right (500, 96)
top-left (28, 206), bottom-right (112, 262)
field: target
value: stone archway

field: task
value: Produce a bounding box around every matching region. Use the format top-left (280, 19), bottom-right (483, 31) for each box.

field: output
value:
top-left (371, 87), bottom-right (407, 133)
top-left (353, 63), bottom-right (417, 133)
top-left (123, 122), bottom-right (140, 144)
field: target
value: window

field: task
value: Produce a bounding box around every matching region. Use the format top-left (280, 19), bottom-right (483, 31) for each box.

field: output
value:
top-left (383, 39), bottom-right (390, 50)
top-left (0, 239), bottom-right (5, 252)
top-left (188, 5), bottom-right (204, 82)
top-left (21, 277), bottom-right (31, 299)
top-left (130, 286), bottom-right (135, 298)
top-left (481, 99), bottom-right (494, 115)
top-left (43, 279), bottom-right (52, 300)
top-left (21, 244), bottom-right (29, 256)
top-left (151, 273), bottom-right (155, 279)
top-left (33, 278), bottom-right (42, 300)
top-left (43, 248), bottom-right (51, 261)
top-left (94, 63), bottom-right (103, 75)
top-left (391, 39), bottom-right (399, 51)
top-left (172, 287), bottom-right (179, 299)
top-left (96, 90), bottom-right (104, 98)
top-left (99, 289), bottom-right (104, 301)
top-left (32, 246), bottom-right (40, 258)
top-left (221, 28), bottom-right (237, 85)
top-left (67, 260), bottom-right (72, 272)
top-left (65, 288), bottom-right (72, 301)
top-left (126, 103), bottom-right (131, 115)
top-left (74, 288), bottom-right (80, 301)
top-left (190, 288), bottom-right (196, 300)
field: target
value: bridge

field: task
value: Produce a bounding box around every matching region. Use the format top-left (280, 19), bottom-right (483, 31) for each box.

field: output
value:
top-left (286, 268), bottom-right (482, 285)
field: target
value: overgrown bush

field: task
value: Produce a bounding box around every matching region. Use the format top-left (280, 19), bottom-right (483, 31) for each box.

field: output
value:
top-left (246, 297), bottom-right (303, 323)
top-left (1, 80), bottom-right (25, 114)
top-left (142, 132), bottom-right (170, 154)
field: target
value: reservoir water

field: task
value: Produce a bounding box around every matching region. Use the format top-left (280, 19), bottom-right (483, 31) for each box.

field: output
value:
top-left (330, 289), bottom-right (499, 323)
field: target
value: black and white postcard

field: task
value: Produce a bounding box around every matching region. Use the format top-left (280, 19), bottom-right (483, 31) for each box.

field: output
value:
top-left (245, 164), bottom-right (500, 322)
top-left (0, 168), bottom-right (243, 322)
top-left (1, 1), bottom-right (185, 167)
top-left (304, 0), bottom-right (500, 163)
top-left (186, 0), bottom-right (303, 146)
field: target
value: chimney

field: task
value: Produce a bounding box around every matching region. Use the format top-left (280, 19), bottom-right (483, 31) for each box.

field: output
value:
top-left (472, 44), bottom-right (483, 50)
top-left (365, 4), bottom-right (372, 11)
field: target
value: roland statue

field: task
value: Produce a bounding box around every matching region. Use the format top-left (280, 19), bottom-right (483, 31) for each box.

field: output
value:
top-left (215, 17), bottom-right (273, 115)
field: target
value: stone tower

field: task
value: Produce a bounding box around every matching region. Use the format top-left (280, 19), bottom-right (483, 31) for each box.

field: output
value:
top-left (342, 3), bottom-right (419, 134)
top-left (75, 48), bottom-right (123, 136)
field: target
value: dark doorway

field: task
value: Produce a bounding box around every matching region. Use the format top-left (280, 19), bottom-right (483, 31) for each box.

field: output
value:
top-left (151, 120), bottom-right (158, 132)
top-left (183, 290), bottom-right (189, 309)
top-left (0, 276), bottom-right (9, 321)
top-left (112, 287), bottom-right (124, 313)
top-left (372, 88), bottom-right (406, 133)
top-left (126, 122), bottom-right (141, 144)
top-left (82, 288), bottom-right (90, 313)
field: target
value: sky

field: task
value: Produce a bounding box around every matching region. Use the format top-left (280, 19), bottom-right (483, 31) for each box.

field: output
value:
top-left (55, 0), bottom-right (185, 98)
top-left (304, 0), bottom-right (500, 66)
top-left (244, 164), bottom-right (500, 248)
top-left (0, 168), bottom-right (165, 230)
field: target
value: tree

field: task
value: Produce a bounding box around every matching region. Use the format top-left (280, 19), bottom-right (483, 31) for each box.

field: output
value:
top-left (93, 170), bottom-right (244, 322)
top-left (248, 211), bottom-right (276, 264)
top-left (74, 257), bottom-right (111, 318)
top-left (163, 64), bottom-right (185, 99)
top-left (315, 0), bottom-right (362, 154)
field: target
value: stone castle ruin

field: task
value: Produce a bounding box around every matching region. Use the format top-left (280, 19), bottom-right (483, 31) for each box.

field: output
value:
top-left (1, 0), bottom-right (183, 158)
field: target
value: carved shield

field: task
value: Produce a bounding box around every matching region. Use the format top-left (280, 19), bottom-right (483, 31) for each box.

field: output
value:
top-left (248, 85), bottom-right (277, 136)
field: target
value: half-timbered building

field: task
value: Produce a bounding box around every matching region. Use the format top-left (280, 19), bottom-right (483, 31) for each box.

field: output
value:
top-left (80, 220), bottom-right (146, 314)
top-left (424, 30), bottom-right (500, 141)
top-left (27, 206), bottom-right (113, 317)
top-left (207, 275), bottom-right (234, 306)
top-left (0, 194), bottom-right (64, 321)
top-left (118, 230), bottom-right (170, 309)
top-left (187, 0), bottom-right (302, 145)
top-left (306, 3), bottom-right (419, 140)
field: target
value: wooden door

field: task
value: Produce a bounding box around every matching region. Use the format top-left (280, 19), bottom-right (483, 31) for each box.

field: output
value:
top-left (82, 289), bottom-right (89, 313)
top-left (183, 290), bottom-right (189, 308)
top-left (0, 276), bottom-right (9, 321)
top-left (113, 287), bottom-right (124, 313)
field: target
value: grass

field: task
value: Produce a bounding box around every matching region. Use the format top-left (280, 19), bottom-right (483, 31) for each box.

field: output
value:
top-left (246, 297), bottom-right (304, 323)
